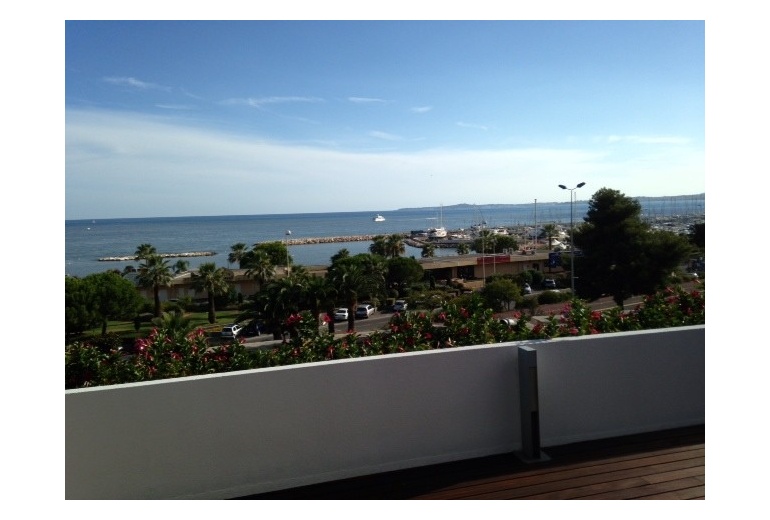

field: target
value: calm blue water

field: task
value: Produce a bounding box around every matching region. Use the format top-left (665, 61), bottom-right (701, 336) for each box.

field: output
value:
top-left (65, 196), bottom-right (704, 278)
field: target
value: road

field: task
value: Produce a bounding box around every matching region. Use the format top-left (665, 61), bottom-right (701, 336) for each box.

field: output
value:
top-left (239, 310), bottom-right (395, 350)
top-left (237, 280), bottom-right (701, 349)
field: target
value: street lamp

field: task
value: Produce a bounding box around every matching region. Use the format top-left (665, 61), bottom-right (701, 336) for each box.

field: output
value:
top-left (558, 182), bottom-right (586, 295)
top-left (285, 230), bottom-right (292, 275)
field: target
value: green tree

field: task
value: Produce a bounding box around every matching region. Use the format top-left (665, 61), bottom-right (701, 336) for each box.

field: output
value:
top-left (137, 254), bottom-right (173, 317)
top-left (151, 310), bottom-right (194, 344)
top-left (457, 243), bottom-right (470, 255)
top-left (688, 222), bottom-right (705, 249)
top-left (172, 260), bottom-right (189, 274)
top-left (256, 276), bottom-right (304, 339)
top-left (385, 234), bottom-right (406, 258)
top-left (244, 250), bottom-right (275, 292)
top-left (327, 258), bottom-right (383, 332)
top-left (421, 243), bottom-right (436, 258)
top-left (228, 242), bottom-right (249, 268)
top-left (471, 232), bottom-right (518, 254)
top-left (191, 263), bottom-right (233, 324)
top-left (84, 272), bottom-right (143, 335)
top-left (65, 276), bottom-right (97, 335)
top-left (330, 248), bottom-right (350, 264)
top-left (541, 223), bottom-right (559, 250)
top-left (252, 241), bottom-right (291, 268)
top-left (369, 235), bottom-right (388, 257)
top-left (480, 276), bottom-right (521, 312)
top-left (135, 243), bottom-right (157, 261)
top-left (385, 256), bottom-right (424, 296)
top-left (303, 275), bottom-right (337, 334)
top-left (574, 188), bottom-right (692, 306)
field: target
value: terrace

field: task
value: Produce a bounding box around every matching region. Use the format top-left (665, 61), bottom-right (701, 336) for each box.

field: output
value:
top-left (65, 325), bottom-right (704, 499)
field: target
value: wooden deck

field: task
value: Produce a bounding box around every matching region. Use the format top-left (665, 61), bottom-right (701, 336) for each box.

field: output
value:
top-left (237, 425), bottom-right (704, 500)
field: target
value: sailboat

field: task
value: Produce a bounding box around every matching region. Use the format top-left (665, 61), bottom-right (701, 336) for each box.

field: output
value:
top-left (428, 205), bottom-right (447, 239)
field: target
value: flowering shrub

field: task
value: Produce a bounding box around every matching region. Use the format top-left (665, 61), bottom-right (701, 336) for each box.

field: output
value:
top-left (65, 283), bottom-right (704, 389)
top-left (66, 325), bottom-right (257, 389)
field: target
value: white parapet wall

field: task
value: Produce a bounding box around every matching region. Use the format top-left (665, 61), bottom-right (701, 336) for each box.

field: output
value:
top-left (65, 325), bottom-right (704, 499)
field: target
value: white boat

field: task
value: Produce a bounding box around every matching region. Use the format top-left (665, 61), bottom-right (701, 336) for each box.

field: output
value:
top-left (428, 226), bottom-right (447, 238)
top-left (373, 214), bottom-right (385, 222)
top-left (428, 204), bottom-right (447, 238)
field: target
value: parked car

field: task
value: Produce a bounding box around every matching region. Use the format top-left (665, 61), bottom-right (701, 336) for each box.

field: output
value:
top-left (499, 318), bottom-right (518, 327)
top-left (243, 320), bottom-right (263, 336)
top-left (522, 283), bottom-right (532, 295)
top-left (393, 300), bottom-right (408, 312)
top-left (334, 308), bottom-right (349, 321)
top-left (542, 279), bottom-right (557, 289)
top-left (221, 323), bottom-right (243, 339)
top-left (355, 304), bottom-right (375, 319)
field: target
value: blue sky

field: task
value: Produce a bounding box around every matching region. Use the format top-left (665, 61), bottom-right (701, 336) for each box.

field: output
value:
top-left (65, 20), bottom-right (705, 220)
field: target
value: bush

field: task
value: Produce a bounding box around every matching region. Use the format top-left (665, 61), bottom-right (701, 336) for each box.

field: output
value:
top-left (65, 283), bottom-right (704, 389)
top-left (537, 290), bottom-right (571, 305)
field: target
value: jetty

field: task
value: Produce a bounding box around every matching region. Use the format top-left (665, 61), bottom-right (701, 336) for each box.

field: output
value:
top-left (265, 234), bottom-right (403, 246)
top-left (98, 251), bottom-right (217, 262)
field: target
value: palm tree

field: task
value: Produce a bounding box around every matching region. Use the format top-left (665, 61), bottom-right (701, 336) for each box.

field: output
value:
top-left (135, 243), bottom-right (157, 261)
top-left (137, 254), bottom-right (172, 317)
top-left (421, 243), bottom-right (436, 258)
top-left (172, 260), bottom-right (189, 275)
top-left (228, 242), bottom-right (249, 268)
top-left (369, 235), bottom-right (388, 257)
top-left (256, 276), bottom-right (304, 339)
top-left (191, 262), bottom-right (233, 324)
top-left (457, 243), bottom-right (470, 255)
top-left (152, 310), bottom-right (194, 344)
top-left (542, 223), bottom-right (559, 251)
top-left (327, 261), bottom-right (383, 332)
top-left (244, 250), bottom-right (274, 293)
top-left (385, 234), bottom-right (406, 258)
top-left (303, 275), bottom-right (337, 334)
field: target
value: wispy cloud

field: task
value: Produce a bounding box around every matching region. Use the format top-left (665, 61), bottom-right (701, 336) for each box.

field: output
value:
top-left (222, 96), bottom-right (324, 108)
top-left (65, 109), bottom-right (705, 219)
top-left (605, 135), bottom-right (691, 145)
top-left (368, 130), bottom-right (403, 141)
top-left (103, 76), bottom-right (171, 91)
top-left (348, 97), bottom-right (389, 104)
top-left (155, 104), bottom-right (194, 110)
top-left (411, 106), bottom-right (433, 113)
top-left (456, 121), bottom-right (488, 131)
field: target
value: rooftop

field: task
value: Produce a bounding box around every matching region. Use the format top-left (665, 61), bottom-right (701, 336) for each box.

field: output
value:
top-left (238, 425), bottom-right (704, 500)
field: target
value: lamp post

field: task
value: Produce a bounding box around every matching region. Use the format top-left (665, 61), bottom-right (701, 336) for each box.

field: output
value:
top-left (285, 230), bottom-right (292, 275)
top-left (558, 182), bottom-right (585, 295)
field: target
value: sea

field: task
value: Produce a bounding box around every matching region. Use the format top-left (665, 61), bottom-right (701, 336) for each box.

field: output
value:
top-left (65, 196), bottom-right (705, 278)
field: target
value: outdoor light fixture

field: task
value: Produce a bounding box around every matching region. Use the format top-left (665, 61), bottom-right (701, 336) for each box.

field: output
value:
top-left (558, 182), bottom-right (586, 294)
top-left (285, 230), bottom-right (292, 274)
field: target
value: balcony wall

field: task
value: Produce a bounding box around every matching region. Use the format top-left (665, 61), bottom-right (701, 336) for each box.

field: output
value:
top-left (65, 325), bottom-right (704, 499)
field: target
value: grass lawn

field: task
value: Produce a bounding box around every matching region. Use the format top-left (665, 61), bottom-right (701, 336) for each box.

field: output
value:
top-left (80, 309), bottom-right (245, 343)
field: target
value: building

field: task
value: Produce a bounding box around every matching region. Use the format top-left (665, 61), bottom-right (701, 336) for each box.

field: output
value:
top-left (136, 251), bottom-right (555, 302)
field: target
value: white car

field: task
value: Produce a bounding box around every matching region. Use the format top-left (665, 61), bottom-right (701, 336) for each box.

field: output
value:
top-left (221, 323), bottom-right (243, 339)
top-left (522, 283), bottom-right (532, 295)
top-left (393, 300), bottom-right (407, 312)
top-left (355, 304), bottom-right (375, 319)
top-left (334, 308), bottom-right (349, 321)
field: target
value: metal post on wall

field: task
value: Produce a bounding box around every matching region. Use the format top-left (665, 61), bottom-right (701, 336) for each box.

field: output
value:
top-left (517, 346), bottom-right (549, 462)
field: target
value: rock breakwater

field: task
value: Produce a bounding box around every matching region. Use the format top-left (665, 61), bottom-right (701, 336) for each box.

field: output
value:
top-left (98, 251), bottom-right (217, 261)
top-left (267, 234), bottom-right (405, 246)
